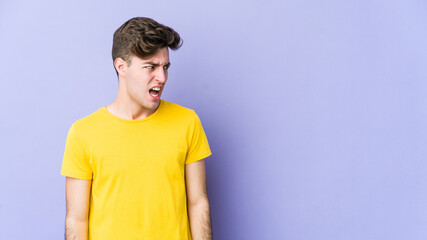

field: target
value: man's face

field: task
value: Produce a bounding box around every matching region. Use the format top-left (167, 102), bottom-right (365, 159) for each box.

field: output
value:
top-left (122, 47), bottom-right (170, 110)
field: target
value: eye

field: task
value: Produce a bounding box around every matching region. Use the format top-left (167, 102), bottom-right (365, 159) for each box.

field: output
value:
top-left (163, 65), bottom-right (169, 70)
top-left (144, 65), bottom-right (154, 69)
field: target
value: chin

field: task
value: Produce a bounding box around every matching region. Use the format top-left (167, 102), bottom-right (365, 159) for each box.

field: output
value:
top-left (142, 101), bottom-right (159, 109)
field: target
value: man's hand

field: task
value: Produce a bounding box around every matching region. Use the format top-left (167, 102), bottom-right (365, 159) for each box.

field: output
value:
top-left (65, 177), bottom-right (92, 240)
top-left (185, 159), bottom-right (213, 240)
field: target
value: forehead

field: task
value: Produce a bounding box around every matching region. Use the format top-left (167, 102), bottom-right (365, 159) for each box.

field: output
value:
top-left (132, 48), bottom-right (170, 64)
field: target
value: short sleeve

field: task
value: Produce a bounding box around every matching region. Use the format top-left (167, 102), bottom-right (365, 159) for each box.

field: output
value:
top-left (60, 123), bottom-right (93, 180)
top-left (185, 111), bottom-right (212, 164)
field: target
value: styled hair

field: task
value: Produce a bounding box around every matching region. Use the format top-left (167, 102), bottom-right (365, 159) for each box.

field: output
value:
top-left (112, 17), bottom-right (183, 75)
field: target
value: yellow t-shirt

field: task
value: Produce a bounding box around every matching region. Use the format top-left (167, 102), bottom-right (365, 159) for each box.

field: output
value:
top-left (60, 99), bottom-right (212, 239)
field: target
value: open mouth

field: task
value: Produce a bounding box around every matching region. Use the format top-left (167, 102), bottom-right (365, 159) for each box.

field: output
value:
top-left (149, 87), bottom-right (161, 97)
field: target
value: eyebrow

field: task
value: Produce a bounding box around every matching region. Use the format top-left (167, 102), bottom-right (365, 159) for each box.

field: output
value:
top-left (142, 61), bottom-right (171, 67)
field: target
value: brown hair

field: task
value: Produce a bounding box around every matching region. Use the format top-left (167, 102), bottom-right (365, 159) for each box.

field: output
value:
top-left (112, 17), bottom-right (183, 75)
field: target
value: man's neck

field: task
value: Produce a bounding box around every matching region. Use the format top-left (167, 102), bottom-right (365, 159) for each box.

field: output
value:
top-left (105, 100), bottom-right (158, 120)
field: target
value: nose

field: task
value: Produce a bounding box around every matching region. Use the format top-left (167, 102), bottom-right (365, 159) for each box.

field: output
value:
top-left (155, 68), bottom-right (167, 83)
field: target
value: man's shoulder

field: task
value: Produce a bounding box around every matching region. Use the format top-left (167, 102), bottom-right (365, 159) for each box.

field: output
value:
top-left (68, 106), bottom-right (104, 132)
top-left (161, 99), bottom-right (197, 117)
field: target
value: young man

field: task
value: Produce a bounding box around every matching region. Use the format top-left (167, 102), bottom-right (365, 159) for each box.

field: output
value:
top-left (60, 17), bottom-right (213, 240)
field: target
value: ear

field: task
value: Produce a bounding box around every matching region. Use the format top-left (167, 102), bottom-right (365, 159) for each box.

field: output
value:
top-left (114, 58), bottom-right (127, 77)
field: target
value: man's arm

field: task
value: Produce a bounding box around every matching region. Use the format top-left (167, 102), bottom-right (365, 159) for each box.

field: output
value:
top-left (185, 159), bottom-right (212, 240)
top-left (65, 177), bottom-right (92, 240)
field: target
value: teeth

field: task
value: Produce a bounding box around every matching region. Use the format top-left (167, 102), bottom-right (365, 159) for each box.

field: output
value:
top-left (149, 91), bottom-right (159, 97)
top-left (149, 87), bottom-right (160, 97)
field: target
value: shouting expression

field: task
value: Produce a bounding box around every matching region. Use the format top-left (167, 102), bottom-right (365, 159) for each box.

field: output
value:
top-left (118, 47), bottom-right (170, 110)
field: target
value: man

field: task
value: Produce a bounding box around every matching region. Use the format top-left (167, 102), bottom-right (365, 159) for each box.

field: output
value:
top-left (60, 17), bottom-right (213, 240)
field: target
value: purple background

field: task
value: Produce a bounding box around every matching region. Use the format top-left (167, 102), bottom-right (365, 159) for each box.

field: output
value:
top-left (1, 0), bottom-right (426, 239)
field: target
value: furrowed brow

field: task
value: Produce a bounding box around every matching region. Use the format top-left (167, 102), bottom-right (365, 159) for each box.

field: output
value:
top-left (142, 61), bottom-right (159, 66)
top-left (143, 61), bottom-right (171, 67)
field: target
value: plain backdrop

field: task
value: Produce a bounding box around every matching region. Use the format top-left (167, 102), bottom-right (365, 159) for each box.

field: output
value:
top-left (0, 0), bottom-right (426, 239)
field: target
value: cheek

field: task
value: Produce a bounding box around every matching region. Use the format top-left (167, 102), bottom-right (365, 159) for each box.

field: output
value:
top-left (129, 77), bottom-right (154, 95)
top-left (129, 80), bottom-right (145, 92)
